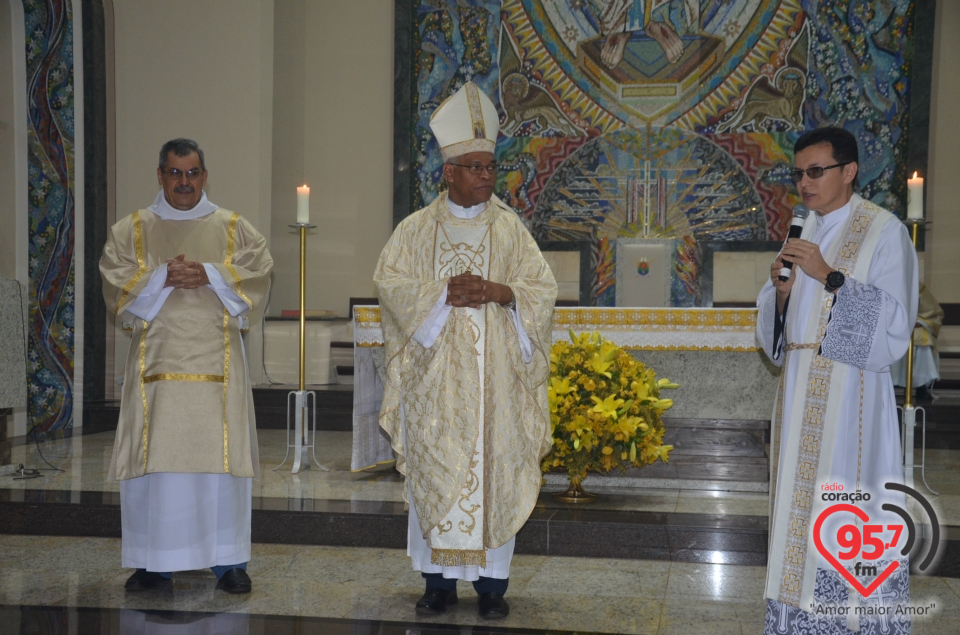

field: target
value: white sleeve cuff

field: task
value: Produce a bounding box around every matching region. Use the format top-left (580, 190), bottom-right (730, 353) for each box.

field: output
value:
top-left (412, 284), bottom-right (452, 349)
top-left (203, 264), bottom-right (249, 317)
top-left (125, 264), bottom-right (173, 323)
top-left (510, 303), bottom-right (533, 363)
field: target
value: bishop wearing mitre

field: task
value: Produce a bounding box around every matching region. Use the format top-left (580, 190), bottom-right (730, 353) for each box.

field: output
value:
top-left (374, 82), bottom-right (557, 619)
top-left (100, 138), bottom-right (272, 594)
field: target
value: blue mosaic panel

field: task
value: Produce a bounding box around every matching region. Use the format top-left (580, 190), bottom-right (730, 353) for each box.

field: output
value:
top-left (23, 0), bottom-right (76, 436)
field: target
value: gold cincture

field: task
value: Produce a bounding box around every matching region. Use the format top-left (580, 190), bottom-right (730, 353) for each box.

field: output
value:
top-left (142, 373), bottom-right (224, 383)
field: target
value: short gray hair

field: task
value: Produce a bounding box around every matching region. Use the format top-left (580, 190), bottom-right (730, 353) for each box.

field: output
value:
top-left (159, 138), bottom-right (206, 172)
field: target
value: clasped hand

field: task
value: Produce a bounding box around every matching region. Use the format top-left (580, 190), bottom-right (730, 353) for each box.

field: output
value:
top-left (771, 238), bottom-right (832, 297)
top-left (446, 273), bottom-right (511, 309)
top-left (164, 254), bottom-right (210, 289)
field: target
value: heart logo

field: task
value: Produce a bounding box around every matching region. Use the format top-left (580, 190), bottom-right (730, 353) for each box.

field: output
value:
top-left (813, 503), bottom-right (899, 597)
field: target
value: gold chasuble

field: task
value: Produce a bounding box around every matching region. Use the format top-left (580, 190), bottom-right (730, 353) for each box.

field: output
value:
top-left (375, 193), bottom-right (557, 566)
top-left (100, 208), bottom-right (272, 481)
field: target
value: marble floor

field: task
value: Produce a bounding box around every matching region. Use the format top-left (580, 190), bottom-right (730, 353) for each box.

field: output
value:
top-left (1, 429), bottom-right (957, 523)
top-left (1, 535), bottom-right (959, 635)
top-left (2, 427), bottom-right (959, 633)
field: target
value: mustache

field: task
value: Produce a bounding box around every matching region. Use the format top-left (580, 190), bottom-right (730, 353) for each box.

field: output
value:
top-left (174, 185), bottom-right (195, 194)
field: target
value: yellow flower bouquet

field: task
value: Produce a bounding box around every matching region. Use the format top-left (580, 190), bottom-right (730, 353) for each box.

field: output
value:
top-left (542, 330), bottom-right (677, 500)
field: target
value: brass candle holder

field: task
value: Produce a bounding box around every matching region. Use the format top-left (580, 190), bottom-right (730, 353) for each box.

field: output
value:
top-left (899, 219), bottom-right (935, 494)
top-left (274, 223), bottom-right (329, 474)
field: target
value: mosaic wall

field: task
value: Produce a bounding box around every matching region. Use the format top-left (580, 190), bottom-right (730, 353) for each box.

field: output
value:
top-left (22, 0), bottom-right (77, 436)
top-left (410, 0), bottom-right (919, 306)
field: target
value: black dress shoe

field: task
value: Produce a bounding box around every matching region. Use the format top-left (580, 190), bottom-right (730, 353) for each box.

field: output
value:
top-left (415, 588), bottom-right (458, 615)
top-left (215, 568), bottom-right (252, 594)
top-left (124, 569), bottom-right (171, 591)
top-left (478, 593), bottom-right (509, 619)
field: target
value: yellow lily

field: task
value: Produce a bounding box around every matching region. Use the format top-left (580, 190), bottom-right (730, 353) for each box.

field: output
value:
top-left (590, 394), bottom-right (624, 420)
top-left (612, 415), bottom-right (641, 437)
top-left (599, 339), bottom-right (618, 357)
top-left (584, 352), bottom-right (613, 377)
top-left (550, 376), bottom-right (576, 397)
top-left (564, 414), bottom-right (590, 437)
top-left (580, 431), bottom-right (597, 451)
top-left (653, 398), bottom-right (674, 411)
top-left (657, 378), bottom-right (680, 389)
top-left (630, 380), bottom-right (649, 400)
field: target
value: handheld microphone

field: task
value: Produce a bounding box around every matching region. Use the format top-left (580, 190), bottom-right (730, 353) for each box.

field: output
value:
top-left (778, 203), bottom-right (810, 281)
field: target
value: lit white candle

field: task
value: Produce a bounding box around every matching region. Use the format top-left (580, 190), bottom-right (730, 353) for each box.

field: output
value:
top-left (907, 172), bottom-right (923, 220)
top-left (296, 185), bottom-right (310, 224)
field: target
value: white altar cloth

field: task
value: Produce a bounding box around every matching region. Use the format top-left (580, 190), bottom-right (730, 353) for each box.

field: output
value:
top-left (351, 306), bottom-right (759, 471)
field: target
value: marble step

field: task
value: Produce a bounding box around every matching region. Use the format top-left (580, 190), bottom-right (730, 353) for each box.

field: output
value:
top-left (0, 488), bottom-right (767, 566)
top-left (82, 388), bottom-right (960, 451)
top-left (3, 486), bottom-right (960, 576)
top-left (662, 418), bottom-right (767, 459)
top-left (546, 454), bottom-right (769, 491)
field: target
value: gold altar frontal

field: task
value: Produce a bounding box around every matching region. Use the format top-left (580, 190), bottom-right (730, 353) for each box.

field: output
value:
top-left (353, 306), bottom-right (759, 352)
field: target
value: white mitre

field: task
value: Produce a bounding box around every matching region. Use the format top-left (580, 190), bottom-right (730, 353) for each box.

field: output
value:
top-left (429, 81), bottom-right (499, 160)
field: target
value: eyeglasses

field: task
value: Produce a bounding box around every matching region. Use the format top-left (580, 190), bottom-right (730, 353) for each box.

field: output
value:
top-left (162, 167), bottom-right (205, 181)
top-left (789, 162), bottom-right (850, 183)
top-left (448, 163), bottom-right (499, 175)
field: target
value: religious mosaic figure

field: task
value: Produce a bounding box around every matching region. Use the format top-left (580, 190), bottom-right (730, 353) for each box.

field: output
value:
top-left (591, 0), bottom-right (704, 66)
top-left (375, 82), bottom-right (557, 619)
top-left (100, 139), bottom-right (273, 595)
top-left (756, 128), bottom-right (918, 634)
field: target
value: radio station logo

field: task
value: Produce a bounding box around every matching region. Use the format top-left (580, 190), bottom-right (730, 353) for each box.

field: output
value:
top-left (814, 482), bottom-right (941, 599)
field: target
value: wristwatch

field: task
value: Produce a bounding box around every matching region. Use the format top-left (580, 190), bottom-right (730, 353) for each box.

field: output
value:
top-left (824, 270), bottom-right (845, 294)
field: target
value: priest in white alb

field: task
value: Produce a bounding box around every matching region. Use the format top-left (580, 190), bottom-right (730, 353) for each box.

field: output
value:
top-left (100, 138), bottom-right (272, 594)
top-left (374, 82), bottom-right (557, 619)
top-left (757, 127), bottom-right (919, 634)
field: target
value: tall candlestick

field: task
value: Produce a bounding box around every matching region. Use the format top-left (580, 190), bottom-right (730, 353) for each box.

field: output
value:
top-left (907, 172), bottom-right (923, 220)
top-left (297, 185), bottom-right (310, 224)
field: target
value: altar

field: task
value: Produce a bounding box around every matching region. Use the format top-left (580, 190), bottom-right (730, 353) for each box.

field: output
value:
top-left (351, 306), bottom-right (780, 472)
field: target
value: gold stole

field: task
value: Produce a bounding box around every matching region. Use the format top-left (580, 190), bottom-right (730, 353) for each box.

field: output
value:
top-left (764, 195), bottom-right (896, 608)
top-left (426, 211), bottom-right (492, 567)
top-left (133, 210), bottom-right (244, 474)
